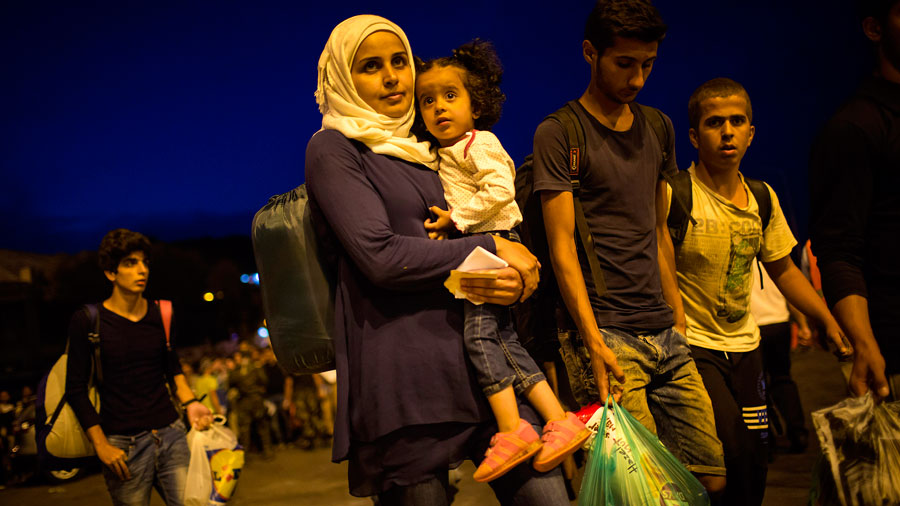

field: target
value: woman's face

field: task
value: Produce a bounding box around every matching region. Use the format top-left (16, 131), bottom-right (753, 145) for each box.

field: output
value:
top-left (351, 31), bottom-right (413, 118)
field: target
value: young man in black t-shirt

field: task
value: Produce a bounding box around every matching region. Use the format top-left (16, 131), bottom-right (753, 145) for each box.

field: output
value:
top-left (66, 229), bottom-right (212, 506)
top-left (532, 0), bottom-right (725, 496)
top-left (809, 0), bottom-right (896, 401)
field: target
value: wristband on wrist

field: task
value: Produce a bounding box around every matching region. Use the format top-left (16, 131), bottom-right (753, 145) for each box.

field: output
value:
top-left (181, 394), bottom-right (206, 408)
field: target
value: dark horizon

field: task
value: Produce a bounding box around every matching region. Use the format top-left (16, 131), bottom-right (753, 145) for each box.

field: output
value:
top-left (3, 1), bottom-right (872, 255)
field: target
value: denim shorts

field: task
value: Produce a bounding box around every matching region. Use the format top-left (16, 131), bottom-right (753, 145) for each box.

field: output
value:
top-left (559, 326), bottom-right (725, 476)
top-left (102, 419), bottom-right (190, 506)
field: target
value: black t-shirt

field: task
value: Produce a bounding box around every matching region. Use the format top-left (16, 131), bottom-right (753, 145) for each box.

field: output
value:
top-left (532, 100), bottom-right (675, 332)
top-left (809, 76), bottom-right (900, 373)
top-left (65, 302), bottom-right (183, 435)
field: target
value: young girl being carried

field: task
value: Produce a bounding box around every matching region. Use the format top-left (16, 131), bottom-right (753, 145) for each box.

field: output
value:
top-left (415, 40), bottom-right (589, 483)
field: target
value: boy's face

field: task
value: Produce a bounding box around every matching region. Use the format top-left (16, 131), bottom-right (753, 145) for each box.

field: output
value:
top-left (689, 94), bottom-right (755, 172)
top-left (416, 65), bottom-right (478, 147)
top-left (104, 250), bottom-right (149, 295)
top-left (586, 37), bottom-right (658, 105)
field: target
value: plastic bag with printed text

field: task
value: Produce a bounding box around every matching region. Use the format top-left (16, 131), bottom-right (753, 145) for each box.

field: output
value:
top-left (809, 392), bottom-right (900, 506)
top-left (185, 417), bottom-right (245, 506)
top-left (577, 397), bottom-right (709, 506)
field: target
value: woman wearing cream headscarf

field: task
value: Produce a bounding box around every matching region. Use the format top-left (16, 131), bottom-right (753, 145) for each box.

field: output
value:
top-left (305, 15), bottom-right (567, 505)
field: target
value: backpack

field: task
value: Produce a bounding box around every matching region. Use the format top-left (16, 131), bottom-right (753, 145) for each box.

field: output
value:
top-left (666, 170), bottom-right (772, 245)
top-left (36, 300), bottom-right (173, 468)
top-left (514, 101), bottom-right (684, 358)
top-left (251, 184), bottom-right (336, 374)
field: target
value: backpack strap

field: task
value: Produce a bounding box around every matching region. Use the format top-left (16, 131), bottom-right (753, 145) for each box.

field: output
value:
top-left (633, 103), bottom-right (673, 178)
top-left (154, 300), bottom-right (173, 351)
top-left (668, 174), bottom-right (774, 246)
top-left (666, 171), bottom-right (694, 246)
top-left (548, 102), bottom-right (608, 297)
top-left (635, 102), bottom-right (696, 236)
top-left (550, 103), bottom-right (586, 185)
top-left (84, 304), bottom-right (102, 386)
top-left (48, 305), bottom-right (101, 427)
top-left (745, 178), bottom-right (773, 289)
top-left (744, 178), bottom-right (772, 231)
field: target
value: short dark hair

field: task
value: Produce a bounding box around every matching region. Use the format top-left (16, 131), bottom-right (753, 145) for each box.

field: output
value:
top-left (584, 0), bottom-right (668, 55)
top-left (98, 228), bottom-right (151, 273)
top-left (688, 78), bottom-right (753, 131)
top-left (857, 0), bottom-right (900, 24)
top-left (413, 39), bottom-right (505, 143)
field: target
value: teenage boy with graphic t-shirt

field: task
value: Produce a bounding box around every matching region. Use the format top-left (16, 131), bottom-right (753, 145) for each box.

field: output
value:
top-left (673, 78), bottom-right (850, 506)
top-left (532, 0), bottom-right (725, 497)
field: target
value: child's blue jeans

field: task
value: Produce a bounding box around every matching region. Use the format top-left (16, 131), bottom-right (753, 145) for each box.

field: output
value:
top-left (464, 300), bottom-right (545, 398)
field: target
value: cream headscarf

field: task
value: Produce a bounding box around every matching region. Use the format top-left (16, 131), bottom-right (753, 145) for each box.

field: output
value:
top-left (315, 15), bottom-right (436, 169)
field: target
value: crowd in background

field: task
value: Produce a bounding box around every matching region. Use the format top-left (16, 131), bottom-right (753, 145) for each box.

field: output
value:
top-left (0, 386), bottom-right (36, 487)
top-left (179, 342), bottom-right (336, 458)
top-left (0, 339), bottom-right (336, 489)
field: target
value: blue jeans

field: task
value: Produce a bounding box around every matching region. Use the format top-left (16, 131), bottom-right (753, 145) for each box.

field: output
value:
top-left (464, 300), bottom-right (545, 397)
top-left (559, 326), bottom-right (725, 476)
top-left (102, 419), bottom-right (190, 506)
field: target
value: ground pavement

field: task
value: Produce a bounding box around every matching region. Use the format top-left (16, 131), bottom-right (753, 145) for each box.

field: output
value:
top-left (0, 346), bottom-right (850, 505)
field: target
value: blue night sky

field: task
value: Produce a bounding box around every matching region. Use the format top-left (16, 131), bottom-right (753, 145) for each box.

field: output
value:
top-left (2, 1), bottom-right (870, 254)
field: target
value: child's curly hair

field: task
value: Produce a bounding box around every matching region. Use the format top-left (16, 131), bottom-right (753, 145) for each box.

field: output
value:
top-left (413, 39), bottom-right (506, 142)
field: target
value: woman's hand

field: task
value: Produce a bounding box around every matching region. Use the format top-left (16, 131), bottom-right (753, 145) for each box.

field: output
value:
top-left (492, 236), bottom-right (540, 302)
top-left (460, 267), bottom-right (524, 306)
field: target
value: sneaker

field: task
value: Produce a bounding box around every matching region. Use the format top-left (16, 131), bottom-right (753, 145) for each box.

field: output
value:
top-left (473, 419), bottom-right (542, 483)
top-left (533, 412), bottom-right (591, 472)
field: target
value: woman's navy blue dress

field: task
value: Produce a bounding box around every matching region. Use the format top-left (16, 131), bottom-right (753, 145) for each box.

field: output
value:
top-left (306, 129), bottom-right (506, 495)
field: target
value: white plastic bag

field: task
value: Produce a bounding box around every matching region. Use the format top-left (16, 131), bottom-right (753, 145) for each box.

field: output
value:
top-left (810, 392), bottom-right (900, 505)
top-left (185, 417), bottom-right (244, 506)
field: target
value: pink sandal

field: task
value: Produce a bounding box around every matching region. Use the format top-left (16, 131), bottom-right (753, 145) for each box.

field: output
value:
top-left (473, 419), bottom-right (542, 482)
top-left (532, 412), bottom-right (591, 472)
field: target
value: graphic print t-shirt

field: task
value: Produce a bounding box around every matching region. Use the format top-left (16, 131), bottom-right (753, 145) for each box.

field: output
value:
top-left (670, 164), bottom-right (796, 351)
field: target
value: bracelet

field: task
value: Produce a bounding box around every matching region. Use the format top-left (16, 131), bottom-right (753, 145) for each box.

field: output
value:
top-left (181, 394), bottom-right (206, 408)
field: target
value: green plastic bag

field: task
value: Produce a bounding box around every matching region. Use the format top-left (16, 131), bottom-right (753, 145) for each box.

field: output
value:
top-left (579, 397), bottom-right (710, 505)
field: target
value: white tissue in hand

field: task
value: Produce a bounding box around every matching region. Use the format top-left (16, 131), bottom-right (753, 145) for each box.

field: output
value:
top-left (443, 246), bottom-right (508, 303)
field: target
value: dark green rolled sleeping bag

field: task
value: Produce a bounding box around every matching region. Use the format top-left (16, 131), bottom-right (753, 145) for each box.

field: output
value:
top-left (251, 183), bottom-right (335, 374)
